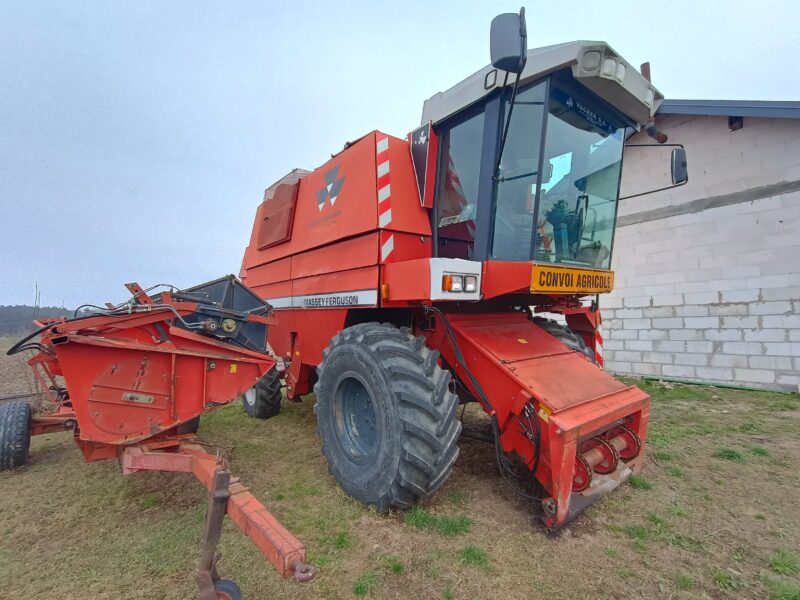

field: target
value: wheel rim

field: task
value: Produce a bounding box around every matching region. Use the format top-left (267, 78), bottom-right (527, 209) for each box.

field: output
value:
top-left (244, 388), bottom-right (256, 407)
top-left (333, 374), bottom-right (378, 464)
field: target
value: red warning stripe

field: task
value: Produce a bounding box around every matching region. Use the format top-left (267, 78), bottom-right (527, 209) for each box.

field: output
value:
top-left (376, 132), bottom-right (392, 234)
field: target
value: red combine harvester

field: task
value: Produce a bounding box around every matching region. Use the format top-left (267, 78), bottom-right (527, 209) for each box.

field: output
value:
top-left (1, 277), bottom-right (315, 599)
top-left (239, 10), bottom-right (687, 528)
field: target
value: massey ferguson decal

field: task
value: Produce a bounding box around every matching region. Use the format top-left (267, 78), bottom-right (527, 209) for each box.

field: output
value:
top-left (316, 164), bottom-right (346, 212)
top-left (262, 290), bottom-right (379, 310)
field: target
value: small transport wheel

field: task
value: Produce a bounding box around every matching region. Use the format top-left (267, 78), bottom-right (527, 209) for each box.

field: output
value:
top-left (213, 579), bottom-right (242, 600)
top-left (242, 366), bottom-right (282, 419)
top-left (0, 400), bottom-right (32, 469)
top-left (531, 317), bottom-right (595, 362)
top-left (314, 322), bottom-right (461, 512)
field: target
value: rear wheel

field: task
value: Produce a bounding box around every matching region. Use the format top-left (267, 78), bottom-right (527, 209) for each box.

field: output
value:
top-left (532, 316), bottom-right (595, 362)
top-left (242, 366), bottom-right (282, 419)
top-left (0, 400), bottom-right (32, 469)
top-left (314, 322), bottom-right (461, 511)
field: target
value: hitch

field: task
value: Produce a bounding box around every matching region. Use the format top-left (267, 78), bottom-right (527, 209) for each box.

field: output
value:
top-left (121, 442), bottom-right (317, 588)
top-left (197, 465), bottom-right (233, 600)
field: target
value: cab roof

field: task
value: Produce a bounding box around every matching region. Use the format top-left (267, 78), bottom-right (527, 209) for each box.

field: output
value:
top-left (421, 41), bottom-right (663, 128)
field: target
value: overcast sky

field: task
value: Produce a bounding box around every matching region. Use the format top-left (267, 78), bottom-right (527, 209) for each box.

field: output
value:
top-left (1, 1), bottom-right (798, 307)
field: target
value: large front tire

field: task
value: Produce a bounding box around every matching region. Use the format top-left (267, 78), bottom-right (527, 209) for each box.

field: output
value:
top-left (314, 323), bottom-right (461, 512)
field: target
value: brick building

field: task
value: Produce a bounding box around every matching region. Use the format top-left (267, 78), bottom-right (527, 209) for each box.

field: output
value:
top-left (604, 100), bottom-right (800, 391)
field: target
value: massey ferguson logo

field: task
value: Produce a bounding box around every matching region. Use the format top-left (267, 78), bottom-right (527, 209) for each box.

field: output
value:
top-left (316, 165), bottom-right (346, 212)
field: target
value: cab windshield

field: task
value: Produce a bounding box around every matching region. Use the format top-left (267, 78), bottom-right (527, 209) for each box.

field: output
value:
top-left (492, 77), bottom-right (626, 269)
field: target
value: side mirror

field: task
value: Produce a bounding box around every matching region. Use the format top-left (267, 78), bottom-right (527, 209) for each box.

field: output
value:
top-left (490, 7), bottom-right (527, 74)
top-left (671, 147), bottom-right (688, 185)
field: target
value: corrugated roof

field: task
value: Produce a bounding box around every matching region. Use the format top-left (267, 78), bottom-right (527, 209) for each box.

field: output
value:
top-left (658, 99), bottom-right (800, 119)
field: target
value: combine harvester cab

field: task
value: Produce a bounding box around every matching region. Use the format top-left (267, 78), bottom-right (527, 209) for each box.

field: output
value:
top-left (240, 10), bottom-right (687, 528)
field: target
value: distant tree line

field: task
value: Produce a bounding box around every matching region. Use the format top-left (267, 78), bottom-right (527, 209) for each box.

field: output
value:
top-left (0, 305), bottom-right (85, 336)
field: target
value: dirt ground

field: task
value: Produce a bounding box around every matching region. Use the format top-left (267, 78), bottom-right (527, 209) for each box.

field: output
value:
top-left (1, 336), bottom-right (798, 600)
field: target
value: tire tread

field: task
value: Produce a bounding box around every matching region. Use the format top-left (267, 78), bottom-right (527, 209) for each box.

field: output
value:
top-left (0, 400), bottom-right (31, 470)
top-left (314, 322), bottom-right (461, 511)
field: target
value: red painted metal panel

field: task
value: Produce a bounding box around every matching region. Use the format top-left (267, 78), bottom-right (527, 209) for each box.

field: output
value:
top-left (291, 233), bottom-right (378, 280)
top-left (245, 257), bottom-right (291, 286)
top-left (444, 313), bottom-right (627, 413)
top-left (250, 280), bottom-right (291, 302)
top-left (481, 260), bottom-right (534, 298)
top-left (421, 310), bottom-right (650, 528)
top-left (291, 266), bottom-right (378, 297)
top-left (382, 258), bottom-right (431, 302)
top-left (256, 180), bottom-right (300, 249)
top-left (28, 299), bottom-right (274, 449)
top-left (246, 133), bottom-right (378, 265)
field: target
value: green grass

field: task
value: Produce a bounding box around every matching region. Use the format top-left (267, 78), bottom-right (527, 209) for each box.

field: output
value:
top-left (459, 545), bottom-right (488, 567)
top-left (628, 379), bottom-right (712, 402)
top-left (623, 525), bottom-right (649, 541)
top-left (617, 567), bottom-right (635, 579)
top-left (621, 516), bottom-right (705, 554)
top-left (403, 506), bottom-right (472, 536)
top-left (714, 447), bottom-right (746, 462)
top-left (2, 369), bottom-right (798, 600)
top-left (749, 445), bottom-right (770, 457)
top-left (444, 490), bottom-right (470, 507)
top-left (739, 421), bottom-right (763, 432)
top-left (771, 396), bottom-right (799, 411)
top-left (669, 503), bottom-right (688, 517)
top-left (628, 474), bottom-right (653, 490)
top-left (714, 570), bottom-right (745, 591)
top-left (769, 550), bottom-right (800, 576)
top-left (384, 556), bottom-right (405, 575)
top-left (332, 531), bottom-right (353, 549)
top-left (763, 575), bottom-right (800, 600)
top-left (353, 570), bottom-right (378, 596)
top-left (307, 551), bottom-right (332, 567)
top-left (646, 513), bottom-right (667, 528)
top-left (666, 466), bottom-right (685, 478)
top-left (142, 493), bottom-right (158, 508)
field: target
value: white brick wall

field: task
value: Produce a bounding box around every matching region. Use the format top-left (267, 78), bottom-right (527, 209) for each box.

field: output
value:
top-left (604, 114), bottom-right (800, 391)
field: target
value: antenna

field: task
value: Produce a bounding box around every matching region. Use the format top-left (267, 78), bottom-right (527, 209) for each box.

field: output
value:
top-left (33, 282), bottom-right (41, 321)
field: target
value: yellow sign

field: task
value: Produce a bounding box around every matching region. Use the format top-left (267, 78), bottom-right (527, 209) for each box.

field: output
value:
top-left (531, 264), bottom-right (614, 294)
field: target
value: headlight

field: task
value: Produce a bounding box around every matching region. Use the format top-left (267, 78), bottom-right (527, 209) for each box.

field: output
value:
top-left (441, 274), bottom-right (464, 292)
top-left (644, 88), bottom-right (655, 107)
top-left (601, 58), bottom-right (616, 78)
top-left (464, 275), bottom-right (478, 293)
top-left (600, 57), bottom-right (626, 83)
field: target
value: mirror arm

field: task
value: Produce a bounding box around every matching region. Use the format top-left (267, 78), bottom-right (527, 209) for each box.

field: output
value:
top-left (618, 178), bottom-right (688, 201)
top-left (492, 71), bottom-right (522, 181)
top-left (619, 143), bottom-right (688, 200)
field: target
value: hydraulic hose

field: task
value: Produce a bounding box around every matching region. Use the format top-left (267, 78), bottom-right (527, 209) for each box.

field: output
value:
top-left (424, 306), bottom-right (542, 498)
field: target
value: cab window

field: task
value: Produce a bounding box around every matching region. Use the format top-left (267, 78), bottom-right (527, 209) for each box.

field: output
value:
top-left (436, 109), bottom-right (485, 259)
